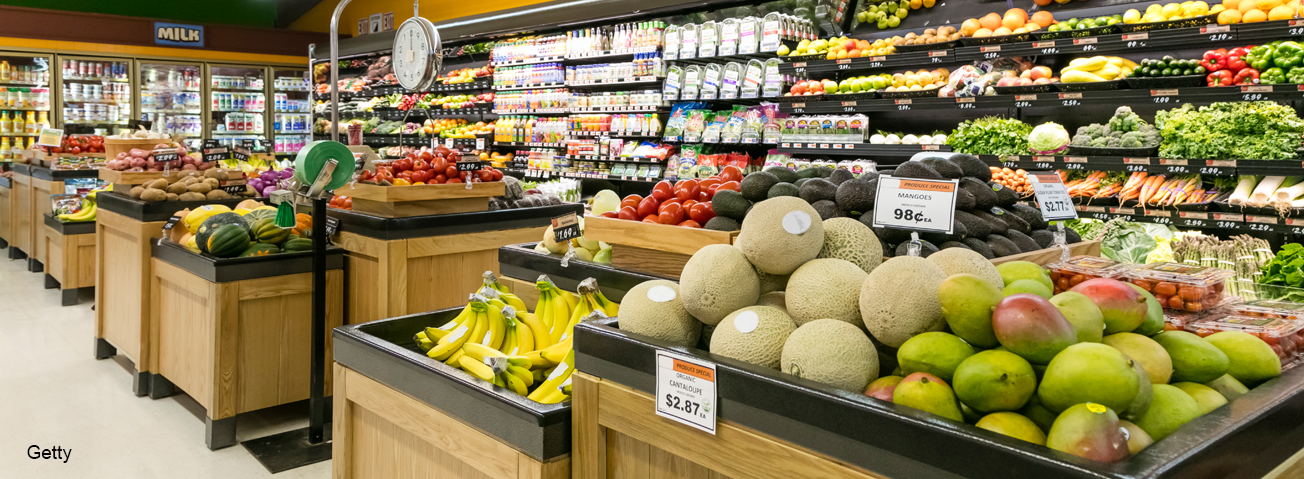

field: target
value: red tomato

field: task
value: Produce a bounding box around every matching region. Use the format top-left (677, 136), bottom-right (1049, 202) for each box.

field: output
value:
top-left (477, 170), bottom-right (493, 182)
top-left (637, 196), bottom-right (660, 218)
top-left (620, 194), bottom-right (643, 210)
top-left (600, 211), bottom-right (619, 218)
top-left (447, 177), bottom-right (462, 183)
top-left (418, 151), bottom-right (434, 161)
top-left (681, 199), bottom-right (698, 212)
top-left (698, 178), bottom-right (721, 193)
top-left (717, 180), bottom-right (740, 192)
top-left (342, 197), bottom-right (352, 209)
top-left (445, 166), bottom-right (458, 178)
top-left (650, 180), bottom-right (674, 202)
top-left (707, 183), bottom-right (721, 198)
top-left (698, 191), bottom-right (710, 202)
top-left (433, 174), bottom-right (447, 184)
top-left (658, 198), bottom-right (681, 214)
top-left (395, 158), bottom-right (412, 171)
top-left (642, 214), bottom-right (660, 223)
top-left (678, 219), bottom-right (702, 228)
top-left (689, 202), bottom-right (716, 224)
top-left (413, 159), bottom-right (430, 172)
top-left (618, 206), bottom-right (638, 221)
top-left (69, 146), bottom-right (81, 154)
top-left (491, 169), bottom-right (503, 181)
top-left (658, 202), bottom-right (684, 225)
top-left (431, 157), bottom-right (448, 172)
top-left (719, 165), bottom-right (744, 183)
top-left (674, 179), bottom-right (700, 201)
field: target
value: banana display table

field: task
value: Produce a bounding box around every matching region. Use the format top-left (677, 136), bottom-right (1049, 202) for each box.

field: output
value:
top-left (147, 242), bottom-right (344, 450)
top-left (332, 307), bottom-right (570, 479)
top-left (328, 204), bottom-right (581, 324)
top-left (22, 165), bottom-right (99, 273)
top-left (497, 242), bottom-right (671, 307)
top-left (41, 214), bottom-right (95, 306)
top-left (0, 175), bottom-right (11, 251)
top-left (93, 192), bottom-right (247, 397)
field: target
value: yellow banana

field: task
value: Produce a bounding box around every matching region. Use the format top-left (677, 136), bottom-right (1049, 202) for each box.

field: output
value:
top-left (550, 294), bottom-right (572, 342)
top-left (463, 342), bottom-right (506, 362)
top-left (533, 369), bottom-right (546, 383)
top-left (513, 313), bottom-right (536, 353)
top-left (527, 350), bottom-right (575, 402)
top-left (415, 331), bottom-right (429, 342)
top-left (459, 355), bottom-right (498, 381)
top-left (535, 290), bottom-right (554, 328)
top-left (424, 327), bottom-right (450, 341)
top-left (507, 356), bottom-right (532, 368)
top-left (466, 307), bottom-right (490, 349)
top-left (499, 292), bottom-right (527, 313)
top-left (592, 290), bottom-right (619, 317)
top-left (434, 303), bottom-right (475, 331)
top-left (558, 299), bottom-right (592, 343)
top-left (427, 312), bottom-right (478, 360)
top-left (482, 271), bottom-right (510, 294)
top-left (500, 324), bottom-right (519, 355)
top-left (516, 310), bottom-right (553, 350)
top-left (443, 348), bottom-right (465, 367)
top-left (501, 370), bottom-right (529, 396)
top-left (416, 338), bottom-right (434, 352)
top-left (542, 341), bottom-right (572, 365)
top-left (559, 290), bottom-right (578, 311)
top-left (506, 365), bottom-right (534, 387)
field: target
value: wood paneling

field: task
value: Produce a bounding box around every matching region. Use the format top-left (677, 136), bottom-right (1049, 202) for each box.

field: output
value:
top-left (11, 173), bottom-right (30, 253)
top-left (584, 216), bottom-right (736, 256)
top-left (501, 276), bottom-right (541, 310)
top-left (350, 197), bottom-right (488, 218)
top-left (407, 226), bottom-right (544, 257)
top-left (988, 240), bottom-right (1102, 266)
top-left (28, 177), bottom-right (59, 264)
top-left (609, 245), bottom-right (692, 280)
top-left (406, 248), bottom-right (499, 314)
top-left (95, 209), bottom-right (165, 370)
top-left (43, 225), bottom-right (96, 289)
top-left (0, 182), bottom-right (10, 244)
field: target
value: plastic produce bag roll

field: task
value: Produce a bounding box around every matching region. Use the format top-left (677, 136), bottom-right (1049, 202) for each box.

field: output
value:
top-left (293, 140), bottom-right (355, 191)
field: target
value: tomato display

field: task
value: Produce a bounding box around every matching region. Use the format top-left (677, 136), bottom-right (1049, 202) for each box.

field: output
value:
top-left (356, 147), bottom-right (502, 186)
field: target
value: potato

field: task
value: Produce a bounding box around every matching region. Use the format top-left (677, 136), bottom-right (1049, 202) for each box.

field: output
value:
top-left (204, 169), bottom-right (229, 181)
top-left (182, 176), bottom-right (198, 185)
top-left (129, 186), bottom-right (144, 199)
top-left (146, 179), bottom-right (169, 190)
top-left (140, 188), bottom-right (168, 202)
top-left (203, 178), bottom-right (219, 188)
top-left (206, 189), bottom-right (232, 200)
top-left (166, 182), bottom-right (189, 195)
top-left (166, 193), bottom-right (179, 201)
top-left (187, 183), bottom-right (212, 194)
top-left (178, 192), bottom-right (206, 201)
top-left (925, 28), bottom-right (937, 35)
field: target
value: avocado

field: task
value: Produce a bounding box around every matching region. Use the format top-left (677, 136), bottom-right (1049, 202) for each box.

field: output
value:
top-left (971, 209), bottom-right (1009, 233)
top-left (921, 157), bottom-right (964, 179)
top-left (922, 219), bottom-right (967, 244)
top-left (795, 177), bottom-right (813, 188)
top-left (811, 200), bottom-right (844, 220)
top-left (799, 178), bottom-right (838, 204)
top-left (1004, 229), bottom-right (1042, 253)
top-left (860, 170), bottom-right (881, 182)
top-left (835, 179), bottom-right (876, 215)
top-left (816, 167), bottom-right (835, 178)
top-left (954, 210), bottom-right (992, 238)
top-left (767, 182), bottom-right (800, 199)
top-left (829, 168), bottom-right (855, 185)
top-left (949, 154), bottom-right (992, 182)
top-left (765, 166), bottom-right (799, 183)
top-left (960, 177), bottom-right (998, 210)
top-left (963, 237), bottom-right (996, 259)
top-left (990, 206), bottom-right (1030, 234)
top-left (893, 161), bottom-right (943, 180)
top-left (881, 239), bottom-right (895, 258)
top-left (1011, 204), bottom-right (1048, 230)
top-left (1065, 226), bottom-right (1082, 244)
top-left (986, 234), bottom-right (1021, 258)
top-left (872, 221), bottom-right (912, 244)
top-left (741, 171), bottom-right (780, 202)
top-left (880, 169), bottom-right (896, 176)
top-left (896, 239), bottom-right (940, 258)
top-left (712, 190), bottom-right (751, 221)
top-left (705, 216), bottom-right (741, 231)
top-left (956, 188), bottom-right (976, 211)
top-left (797, 168), bottom-right (823, 179)
top-left (1030, 229), bottom-right (1056, 248)
top-left (939, 241), bottom-right (971, 251)
top-left (989, 181), bottom-right (1019, 208)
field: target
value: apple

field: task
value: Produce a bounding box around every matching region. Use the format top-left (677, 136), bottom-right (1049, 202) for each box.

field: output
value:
top-left (1016, 77), bottom-right (1033, 86)
top-left (1033, 78), bottom-right (1052, 85)
top-left (997, 77), bottom-right (1019, 87)
top-left (1029, 66), bottom-right (1053, 81)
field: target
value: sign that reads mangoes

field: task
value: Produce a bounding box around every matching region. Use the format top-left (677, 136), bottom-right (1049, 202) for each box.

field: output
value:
top-left (871, 176), bottom-right (958, 234)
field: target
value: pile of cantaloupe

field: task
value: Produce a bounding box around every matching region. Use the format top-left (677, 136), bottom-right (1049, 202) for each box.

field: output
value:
top-left (960, 8), bottom-right (1057, 38)
top-left (1216, 0), bottom-right (1301, 24)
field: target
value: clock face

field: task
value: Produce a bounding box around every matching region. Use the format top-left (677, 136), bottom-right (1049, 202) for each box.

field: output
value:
top-left (392, 17), bottom-right (440, 91)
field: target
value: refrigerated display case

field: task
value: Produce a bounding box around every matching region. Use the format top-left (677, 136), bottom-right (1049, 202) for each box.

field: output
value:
top-left (206, 64), bottom-right (267, 149)
top-left (139, 61), bottom-right (202, 138)
top-left (271, 68), bottom-right (310, 156)
top-left (0, 51), bottom-right (53, 160)
top-left (58, 55), bottom-right (130, 135)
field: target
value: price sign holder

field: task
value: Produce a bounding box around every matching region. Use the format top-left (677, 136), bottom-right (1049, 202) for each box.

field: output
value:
top-left (551, 212), bottom-right (581, 242)
top-left (655, 350), bottom-right (717, 435)
top-left (1029, 173), bottom-right (1078, 221)
top-left (36, 128), bottom-right (64, 148)
top-left (202, 139), bottom-right (229, 163)
top-left (871, 176), bottom-right (958, 234)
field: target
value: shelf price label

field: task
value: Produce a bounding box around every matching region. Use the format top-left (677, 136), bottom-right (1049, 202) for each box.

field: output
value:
top-left (872, 176), bottom-right (958, 234)
top-left (1030, 173), bottom-right (1078, 221)
top-left (655, 350), bottom-right (717, 435)
top-left (551, 213), bottom-right (581, 242)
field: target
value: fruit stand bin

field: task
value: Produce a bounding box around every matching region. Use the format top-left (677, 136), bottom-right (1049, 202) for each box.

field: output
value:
top-left (41, 213), bottom-right (95, 306)
top-left (146, 242), bottom-right (344, 450)
top-left (328, 203), bottom-right (581, 324)
top-left (332, 307), bottom-right (571, 479)
top-left (498, 242), bottom-right (671, 306)
top-left (990, 240), bottom-right (1102, 266)
top-left (9, 163), bottom-right (32, 263)
top-left (93, 192), bottom-right (249, 398)
top-left (25, 165), bottom-right (99, 273)
top-left (332, 182), bottom-right (507, 218)
top-left (572, 318), bottom-right (1304, 479)
top-left (582, 216), bottom-right (738, 280)
top-left (97, 168), bottom-right (242, 189)
top-left (0, 175), bottom-right (11, 251)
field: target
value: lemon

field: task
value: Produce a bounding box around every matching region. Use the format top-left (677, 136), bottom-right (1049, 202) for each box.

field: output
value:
top-left (1162, 3), bottom-right (1182, 17)
top-left (1147, 4), bottom-right (1163, 14)
top-left (1124, 9), bottom-right (1142, 22)
top-left (1142, 12), bottom-right (1166, 22)
top-left (1190, 1), bottom-right (1211, 14)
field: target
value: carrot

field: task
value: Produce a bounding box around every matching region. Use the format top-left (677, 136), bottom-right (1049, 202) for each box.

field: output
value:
top-left (1138, 175), bottom-right (1164, 204)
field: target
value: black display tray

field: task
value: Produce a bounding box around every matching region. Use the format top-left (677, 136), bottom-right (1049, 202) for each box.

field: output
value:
top-left (497, 242), bottom-right (670, 303)
top-left (29, 166), bottom-right (100, 181)
top-left (1123, 75), bottom-right (1206, 89)
top-left (12, 162), bottom-right (31, 176)
top-left (1054, 79), bottom-right (1127, 92)
top-left (1066, 146), bottom-right (1161, 157)
top-left (326, 203), bottom-right (583, 241)
top-left (992, 83), bottom-right (1055, 95)
top-left (151, 241), bottom-right (343, 283)
top-left (894, 40), bottom-right (960, 53)
top-left (1033, 24), bottom-right (1120, 41)
top-left (98, 191), bottom-right (249, 223)
top-left (575, 317), bottom-right (1304, 479)
top-left (332, 307), bottom-right (570, 461)
top-left (43, 213), bottom-right (94, 235)
top-left (878, 88), bottom-right (942, 99)
top-left (0, 176), bottom-right (9, 189)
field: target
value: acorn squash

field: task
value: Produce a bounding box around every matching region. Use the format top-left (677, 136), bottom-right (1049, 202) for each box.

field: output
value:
top-left (282, 237), bottom-right (313, 252)
top-left (205, 224), bottom-right (251, 258)
top-left (250, 218), bottom-right (291, 245)
top-left (244, 207), bottom-right (278, 225)
top-left (195, 212), bottom-right (251, 254)
top-left (238, 243), bottom-right (280, 257)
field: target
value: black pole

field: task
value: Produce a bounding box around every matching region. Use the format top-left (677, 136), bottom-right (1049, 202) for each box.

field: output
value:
top-left (308, 196), bottom-right (328, 444)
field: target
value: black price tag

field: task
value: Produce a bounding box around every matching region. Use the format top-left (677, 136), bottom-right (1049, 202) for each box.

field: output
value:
top-left (220, 179), bottom-right (248, 195)
top-left (551, 213), bottom-right (580, 242)
top-left (325, 216), bottom-right (340, 236)
top-left (153, 148), bottom-right (179, 163)
top-left (162, 214), bottom-right (183, 231)
top-left (203, 138), bottom-right (229, 163)
top-left (457, 160), bottom-right (484, 172)
top-left (240, 139), bottom-right (260, 152)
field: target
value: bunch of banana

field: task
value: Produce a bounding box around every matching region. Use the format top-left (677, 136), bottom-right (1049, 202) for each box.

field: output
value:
top-left (534, 275), bottom-right (577, 343)
top-left (556, 278), bottom-right (620, 343)
top-left (57, 196), bottom-right (97, 222)
top-left (481, 271), bottom-right (510, 294)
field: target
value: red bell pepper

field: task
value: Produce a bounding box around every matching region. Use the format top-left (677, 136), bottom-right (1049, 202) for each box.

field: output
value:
top-left (1234, 68), bottom-right (1260, 85)
top-left (1201, 48), bottom-right (1228, 72)
top-left (1227, 47), bottom-right (1250, 73)
top-left (1207, 69), bottom-right (1234, 86)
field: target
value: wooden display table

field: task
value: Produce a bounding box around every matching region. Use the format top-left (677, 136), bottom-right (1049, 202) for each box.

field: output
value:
top-left (9, 164), bottom-right (32, 262)
top-left (991, 240), bottom-right (1102, 266)
top-left (94, 192), bottom-right (247, 397)
top-left (333, 308), bottom-right (570, 479)
top-left (40, 214), bottom-right (95, 306)
top-left (147, 242), bottom-right (344, 450)
top-left (24, 165), bottom-right (99, 272)
top-left (0, 176), bottom-right (11, 250)
top-left (572, 318), bottom-right (1304, 479)
top-left (583, 216), bottom-right (737, 280)
top-left (497, 242), bottom-right (672, 306)
top-left (328, 203), bottom-right (581, 324)
top-left (333, 181), bottom-right (506, 218)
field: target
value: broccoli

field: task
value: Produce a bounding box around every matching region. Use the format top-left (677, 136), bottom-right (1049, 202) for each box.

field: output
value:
top-left (1106, 137), bottom-right (1123, 148)
top-left (1110, 130), bottom-right (1125, 139)
top-left (1120, 132), bottom-right (1144, 148)
top-left (1076, 126), bottom-right (1093, 137)
top-left (1083, 123), bottom-right (1107, 137)
top-left (1092, 136), bottom-right (1111, 148)
top-left (1072, 135), bottom-right (1095, 147)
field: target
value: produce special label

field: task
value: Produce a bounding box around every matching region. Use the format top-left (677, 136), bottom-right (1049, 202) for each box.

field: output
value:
top-left (655, 350), bottom-right (717, 435)
top-left (1029, 173), bottom-right (1078, 221)
top-left (872, 176), bottom-right (958, 234)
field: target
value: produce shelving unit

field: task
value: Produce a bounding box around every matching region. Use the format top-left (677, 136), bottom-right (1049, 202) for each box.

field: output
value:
top-left (0, 175), bottom-right (12, 252)
top-left (583, 216), bottom-right (739, 280)
top-left (40, 213), bottom-right (95, 306)
top-left (8, 164), bottom-right (33, 266)
top-left (145, 242), bottom-right (344, 450)
top-left (23, 165), bottom-right (99, 273)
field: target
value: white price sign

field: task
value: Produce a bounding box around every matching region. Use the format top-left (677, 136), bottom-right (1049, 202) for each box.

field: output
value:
top-left (655, 351), bottom-right (717, 435)
top-left (871, 176), bottom-right (958, 234)
top-left (1029, 173), bottom-right (1078, 221)
top-left (475, 138), bottom-right (485, 150)
top-left (445, 138), bottom-right (455, 149)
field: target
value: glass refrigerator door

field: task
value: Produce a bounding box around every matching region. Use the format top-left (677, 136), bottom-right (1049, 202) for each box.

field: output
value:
top-left (58, 56), bottom-right (130, 135)
top-left (207, 65), bottom-right (267, 150)
top-left (139, 62), bottom-right (202, 140)
top-left (0, 52), bottom-right (53, 160)
top-left (271, 68), bottom-right (311, 156)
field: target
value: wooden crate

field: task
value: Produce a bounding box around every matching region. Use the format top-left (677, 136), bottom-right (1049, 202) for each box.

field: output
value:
top-left (333, 182), bottom-right (506, 218)
top-left (149, 258), bottom-right (343, 450)
top-left (28, 176), bottom-right (58, 266)
top-left (583, 216), bottom-right (737, 280)
top-left (105, 137), bottom-right (174, 161)
top-left (97, 168), bottom-right (223, 187)
top-left (989, 240), bottom-right (1102, 266)
top-left (41, 217), bottom-right (95, 306)
top-left (94, 207), bottom-right (166, 396)
top-left (10, 172), bottom-right (31, 256)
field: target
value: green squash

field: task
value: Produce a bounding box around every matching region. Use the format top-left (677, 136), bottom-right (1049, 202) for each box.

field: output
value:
top-left (195, 212), bottom-right (251, 254)
top-left (239, 243), bottom-right (281, 257)
top-left (206, 224), bottom-right (252, 258)
top-left (250, 218), bottom-right (291, 245)
top-left (244, 208), bottom-right (278, 225)
top-left (282, 237), bottom-right (313, 252)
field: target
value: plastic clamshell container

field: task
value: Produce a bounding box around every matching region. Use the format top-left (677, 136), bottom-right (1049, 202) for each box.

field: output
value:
top-left (1187, 314), bottom-right (1304, 365)
top-left (1222, 299), bottom-right (1304, 321)
top-left (1046, 255), bottom-right (1128, 294)
top-left (1164, 309), bottom-right (1203, 332)
top-left (1125, 262), bottom-right (1236, 313)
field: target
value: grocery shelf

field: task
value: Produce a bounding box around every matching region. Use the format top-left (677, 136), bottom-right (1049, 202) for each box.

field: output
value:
top-left (776, 142), bottom-right (950, 156)
top-left (211, 109), bottom-right (265, 113)
top-left (668, 52), bottom-right (776, 65)
top-left (569, 106), bottom-right (663, 114)
top-left (566, 77), bottom-right (661, 88)
top-left (492, 108), bottom-right (569, 115)
top-left (274, 88), bottom-right (312, 93)
top-left (495, 141), bottom-right (564, 148)
top-left (421, 107), bottom-right (495, 116)
top-left (493, 82), bottom-right (566, 92)
top-left (210, 87), bottom-right (264, 91)
top-left (62, 76), bottom-right (127, 83)
top-left (982, 155), bottom-right (1302, 177)
top-left (491, 55), bottom-right (566, 67)
top-left (210, 132), bottom-right (264, 135)
top-left (0, 81), bottom-right (46, 87)
top-left (569, 131), bottom-right (661, 139)
top-left (566, 155), bottom-right (662, 164)
top-left (141, 108), bottom-right (201, 114)
top-left (1068, 204), bottom-right (1299, 232)
top-left (429, 80), bottom-right (493, 92)
top-left (2, 107), bottom-right (51, 112)
top-left (781, 49), bottom-right (959, 75)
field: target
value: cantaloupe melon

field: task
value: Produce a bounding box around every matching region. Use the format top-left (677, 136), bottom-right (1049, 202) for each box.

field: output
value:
top-left (928, 248), bottom-right (1004, 291)
top-left (785, 258), bottom-right (868, 327)
top-left (753, 264), bottom-right (790, 294)
top-left (817, 217), bottom-right (882, 273)
top-left (618, 280), bottom-right (701, 347)
top-left (781, 319), bottom-right (879, 391)
top-left (860, 256), bottom-right (949, 347)
top-left (735, 197), bottom-right (825, 275)
top-left (680, 244), bottom-right (761, 325)
top-left (710, 306), bottom-right (797, 369)
top-left (755, 291), bottom-right (787, 312)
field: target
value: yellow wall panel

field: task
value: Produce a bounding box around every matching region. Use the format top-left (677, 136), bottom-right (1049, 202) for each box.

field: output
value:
top-left (289, 0), bottom-right (551, 35)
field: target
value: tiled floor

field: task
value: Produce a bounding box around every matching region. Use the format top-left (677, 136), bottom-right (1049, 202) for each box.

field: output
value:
top-left (0, 253), bottom-right (331, 478)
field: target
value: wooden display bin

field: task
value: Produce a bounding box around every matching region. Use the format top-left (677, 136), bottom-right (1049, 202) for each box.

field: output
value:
top-left (94, 192), bottom-right (248, 397)
top-left (40, 214), bottom-right (95, 306)
top-left (9, 163), bottom-right (32, 262)
top-left (22, 165), bottom-right (100, 272)
top-left (333, 308), bottom-right (570, 479)
top-left (147, 242), bottom-right (344, 450)
top-left (572, 318), bottom-right (1304, 479)
top-left (0, 176), bottom-right (11, 250)
top-left (333, 181), bottom-right (506, 218)
top-left (582, 216), bottom-right (737, 280)
top-left (990, 240), bottom-right (1102, 266)
top-left (328, 203), bottom-right (581, 324)
top-left (497, 242), bottom-right (672, 307)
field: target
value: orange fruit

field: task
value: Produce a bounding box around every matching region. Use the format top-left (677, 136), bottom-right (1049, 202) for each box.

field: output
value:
top-left (1243, 8), bottom-right (1269, 20)
top-left (961, 18), bottom-right (983, 35)
top-left (993, 26), bottom-right (1013, 36)
top-left (848, 49), bottom-right (862, 58)
top-left (1269, 4), bottom-right (1295, 18)
top-left (1005, 7), bottom-right (1029, 23)
top-left (1031, 11), bottom-right (1056, 27)
top-left (1035, 0), bottom-right (1052, 5)
top-left (1219, 8), bottom-right (1243, 22)
top-left (1003, 14), bottom-right (1025, 30)
top-left (1239, 0), bottom-right (1258, 12)
top-left (980, 12), bottom-right (1003, 30)
top-left (1257, 0), bottom-right (1283, 9)
top-left (974, 28), bottom-right (993, 37)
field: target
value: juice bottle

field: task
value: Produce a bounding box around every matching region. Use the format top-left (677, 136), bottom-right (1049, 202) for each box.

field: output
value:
top-left (0, 111), bottom-right (11, 134)
top-left (24, 111), bottom-right (36, 134)
top-left (0, 137), bottom-right (9, 160)
top-left (0, 61), bottom-right (9, 82)
top-left (37, 111), bottom-right (49, 130)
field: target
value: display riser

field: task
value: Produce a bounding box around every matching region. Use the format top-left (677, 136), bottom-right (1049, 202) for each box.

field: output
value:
top-left (94, 206), bottom-right (166, 396)
top-left (41, 214), bottom-right (96, 306)
top-left (583, 216), bottom-right (738, 281)
top-left (991, 240), bottom-right (1102, 266)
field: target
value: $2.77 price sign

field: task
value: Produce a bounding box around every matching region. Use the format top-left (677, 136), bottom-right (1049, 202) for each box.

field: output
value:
top-left (1029, 173), bottom-right (1078, 221)
top-left (872, 176), bottom-right (958, 234)
top-left (655, 351), bottom-right (717, 434)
